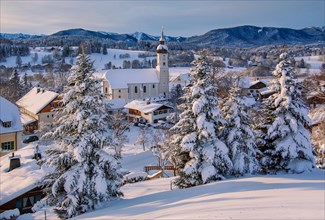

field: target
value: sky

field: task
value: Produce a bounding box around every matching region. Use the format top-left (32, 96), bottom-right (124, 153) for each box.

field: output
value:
top-left (0, 0), bottom-right (324, 37)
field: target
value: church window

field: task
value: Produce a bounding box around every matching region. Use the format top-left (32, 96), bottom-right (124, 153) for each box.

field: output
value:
top-left (135, 86), bottom-right (138, 93)
top-left (143, 86), bottom-right (146, 93)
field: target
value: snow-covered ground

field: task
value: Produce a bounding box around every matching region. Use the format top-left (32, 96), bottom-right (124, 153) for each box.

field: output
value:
top-left (75, 170), bottom-right (325, 220)
top-left (0, 48), bottom-right (156, 71)
top-left (295, 55), bottom-right (325, 70)
top-left (2, 126), bottom-right (325, 220)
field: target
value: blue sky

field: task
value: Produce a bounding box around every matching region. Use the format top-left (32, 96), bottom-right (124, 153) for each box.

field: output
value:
top-left (1, 0), bottom-right (324, 36)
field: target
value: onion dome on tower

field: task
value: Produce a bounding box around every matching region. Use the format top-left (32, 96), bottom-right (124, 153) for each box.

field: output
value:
top-left (156, 28), bottom-right (168, 54)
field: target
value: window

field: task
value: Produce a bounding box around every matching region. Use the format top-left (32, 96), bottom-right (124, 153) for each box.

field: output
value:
top-left (52, 114), bottom-right (54, 117)
top-left (50, 103), bottom-right (54, 108)
top-left (135, 86), bottom-right (138, 93)
top-left (105, 88), bottom-right (108, 93)
top-left (143, 86), bottom-right (146, 93)
top-left (119, 89), bottom-right (121, 93)
top-left (47, 115), bottom-right (49, 118)
top-left (163, 62), bottom-right (166, 66)
top-left (16, 195), bottom-right (42, 212)
top-left (153, 84), bottom-right (155, 88)
top-left (1, 141), bottom-right (14, 150)
top-left (2, 121), bottom-right (11, 128)
top-left (119, 95), bottom-right (121, 98)
top-left (128, 88), bottom-right (129, 93)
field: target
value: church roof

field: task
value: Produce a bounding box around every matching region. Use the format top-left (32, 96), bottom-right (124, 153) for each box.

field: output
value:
top-left (103, 69), bottom-right (160, 89)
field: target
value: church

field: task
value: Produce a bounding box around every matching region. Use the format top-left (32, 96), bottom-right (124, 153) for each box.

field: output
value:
top-left (101, 30), bottom-right (169, 101)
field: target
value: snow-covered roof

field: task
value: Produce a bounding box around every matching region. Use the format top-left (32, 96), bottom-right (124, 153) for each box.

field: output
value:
top-left (0, 144), bottom-right (45, 206)
top-left (16, 87), bottom-right (59, 114)
top-left (238, 77), bottom-right (251, 89)
top-left (156, 44), bottom-right (168, 51)
top-left (103, 69), bottom-right (159, 89)
top-left (249, 80), bottom-right (268, 88)
top-left (20, 113), bottom-right (37, 125)
top-left (0, 97), bottom-right (23, 134)
top-left (124, 100), bottom-right (172, 113)
top-left (104, 98), bottom-right (127, 109)
top-left (171, 73), bottom-right (191, 82)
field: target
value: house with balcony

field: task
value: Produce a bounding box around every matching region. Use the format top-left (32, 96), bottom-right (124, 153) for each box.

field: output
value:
top-left (124, 100), bottom-right (173, 124)
top-left (16, 87), bottom-right (60, 133)
top-left (0, 97), bottom-right (23, 157)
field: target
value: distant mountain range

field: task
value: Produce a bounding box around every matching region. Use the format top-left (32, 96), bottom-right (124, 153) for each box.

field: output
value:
top-left (186, 25), bottom-right (325, 47)
top-left (1, 25), bottom-right (324, 47)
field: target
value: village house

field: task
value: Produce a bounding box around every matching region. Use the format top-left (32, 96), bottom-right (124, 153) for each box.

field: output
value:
top-left (240, 79), bottom-right (268, 98)
top-left (0, 97), bottom-right (23, 157)
top-left (100, 30), bottom-right (169, 101)
top-left (16, 87), bottom-right (60, 133)
top-left (124, 100), bottom-right (173, 124)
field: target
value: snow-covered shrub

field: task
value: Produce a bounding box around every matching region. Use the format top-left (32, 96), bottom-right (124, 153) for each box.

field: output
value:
top-left (123, 172), bottom-right (148, 184)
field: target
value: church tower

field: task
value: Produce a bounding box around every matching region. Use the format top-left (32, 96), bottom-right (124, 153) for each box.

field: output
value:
top-left (156, 28), bottom-right (169, 97)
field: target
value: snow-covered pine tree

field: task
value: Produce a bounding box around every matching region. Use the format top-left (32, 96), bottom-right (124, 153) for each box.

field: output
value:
top-left (37, 53), bottom-right (123, 218)
top-left (261, 53), bottom-right (315, 173)
top-left (8, 69), bottom-right (24, 102)
top-left (221, 77), bottom-right (260, 176)
top-left (169, 55), bottom-right (232, 188)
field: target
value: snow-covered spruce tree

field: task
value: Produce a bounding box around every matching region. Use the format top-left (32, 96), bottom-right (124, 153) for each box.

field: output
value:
top-left (261, 53), bottom-right (315, 173)
top-left (169, 55), bottom-right (232, 188)
top-left (37, 53), bottom-right (123, 218)
top-left (221, 78), bottom-right (260, 176)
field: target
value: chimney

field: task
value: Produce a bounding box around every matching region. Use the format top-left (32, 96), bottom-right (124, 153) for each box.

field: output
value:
top-left (8, 153), bottom-right (21, 172)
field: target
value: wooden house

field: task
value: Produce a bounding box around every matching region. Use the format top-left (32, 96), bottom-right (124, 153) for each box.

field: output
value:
top-left (16, 87), bottom-right (60, 134)
top-left (124, 100), bottom-right (173, 124)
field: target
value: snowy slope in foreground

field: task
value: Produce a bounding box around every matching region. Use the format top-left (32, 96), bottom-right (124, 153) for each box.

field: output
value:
top-left (76, 171), bottom-right (325, 220)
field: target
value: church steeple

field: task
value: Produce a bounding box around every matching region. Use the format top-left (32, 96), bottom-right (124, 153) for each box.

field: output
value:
top-left (156, 27), bottom-right (169, 97)
top-left (156, 27), bottom-right (168, 54)
top-left (159, 27), bottom-right (166, 45)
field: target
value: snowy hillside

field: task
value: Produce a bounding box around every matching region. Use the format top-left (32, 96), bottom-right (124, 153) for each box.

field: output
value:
top-left (75, 171), bottom-right (325, 219)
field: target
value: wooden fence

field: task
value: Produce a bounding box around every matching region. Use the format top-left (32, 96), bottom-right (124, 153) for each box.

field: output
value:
top-left (144, 166), bottom-right (177, 176)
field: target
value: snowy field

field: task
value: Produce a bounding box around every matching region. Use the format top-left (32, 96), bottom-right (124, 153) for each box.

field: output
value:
top-left (0, 48), bottom-right (156, 71)
top-left (75, 171), bottom-right (325, 220)
top-left (1, 47), bottom-right (323, 75)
